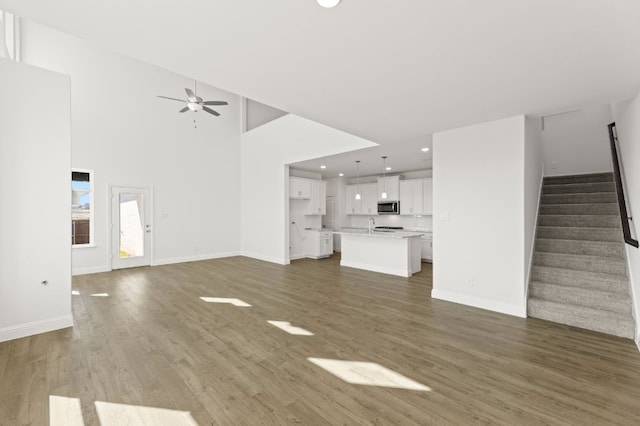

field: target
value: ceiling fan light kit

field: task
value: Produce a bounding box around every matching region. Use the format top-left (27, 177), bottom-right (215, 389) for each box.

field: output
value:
top-left (317, 0), bottom-right (341, 8)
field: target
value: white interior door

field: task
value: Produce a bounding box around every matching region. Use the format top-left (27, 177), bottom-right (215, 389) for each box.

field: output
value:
top-left (111, 187), bottom-right (151, 269)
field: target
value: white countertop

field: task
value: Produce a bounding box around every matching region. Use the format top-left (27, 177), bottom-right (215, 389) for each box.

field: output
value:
top-left (334, 228), bottom-right (424, 239)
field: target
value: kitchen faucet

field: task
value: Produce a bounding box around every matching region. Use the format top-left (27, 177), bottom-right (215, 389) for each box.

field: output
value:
top-left (368, 217), bottom-right (375, 233)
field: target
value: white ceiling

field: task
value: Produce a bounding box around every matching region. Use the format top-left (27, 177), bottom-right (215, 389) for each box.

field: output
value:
top-left (4, 0), bottom-right (640, 153)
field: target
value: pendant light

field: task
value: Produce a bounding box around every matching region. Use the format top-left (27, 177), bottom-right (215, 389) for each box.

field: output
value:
top-left (381, 156), bottom-right (388, 199)
top-left (355, 160), bottom-right (361, 200)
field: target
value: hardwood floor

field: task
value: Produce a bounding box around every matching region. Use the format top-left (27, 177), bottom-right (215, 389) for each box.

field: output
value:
top-left (1, 255), bottom-right (640, 425)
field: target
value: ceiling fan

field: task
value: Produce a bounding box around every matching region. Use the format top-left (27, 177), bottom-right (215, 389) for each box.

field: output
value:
top-left (157, 82), bottom-right (228, 116)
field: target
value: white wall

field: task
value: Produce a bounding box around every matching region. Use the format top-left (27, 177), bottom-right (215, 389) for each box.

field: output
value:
top-left (611, 93), bottom-right (640, 346)
top-left (21, 21), bottom-right (242, 274)
top-left (524, 116), bottom-right (544, 298)
top-left (0, 58), bottom-right (72, 342)
top-left (240, 114), bottom-right (376, 264)
top-left (541, 105), bottom-right (613, 176)
top-left (245, 99), bottom-right (287, 131)
top-left (432, 115), bottom-right (527, 317)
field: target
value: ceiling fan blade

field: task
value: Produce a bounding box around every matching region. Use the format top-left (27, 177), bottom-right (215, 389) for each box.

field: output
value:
top-left (179, 106), bottom-right (189, 113)
top-left (157, 95), bottom-right (186, 103)
top-left (203, 106), bottom-right (220, 116)
top-left (203, 101), bottom-right (228, 106)
top-left (185, 88), bottom-right (197, 102)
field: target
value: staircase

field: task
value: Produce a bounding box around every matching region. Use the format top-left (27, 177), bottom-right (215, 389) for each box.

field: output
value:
top-left (528, 172), bottom-right (635, 339)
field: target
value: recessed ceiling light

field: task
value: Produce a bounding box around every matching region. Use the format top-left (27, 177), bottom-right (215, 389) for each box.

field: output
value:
top-left (421, 147), bottom-right (430, 152)
top-left (386, 167), bottom-right (392, 171)
top-left (317, 0), bottom-right (341, 8)
top-left (339, 173), bottom-right (344, 177)
top-left (320, 165), bottom-right (327, 169)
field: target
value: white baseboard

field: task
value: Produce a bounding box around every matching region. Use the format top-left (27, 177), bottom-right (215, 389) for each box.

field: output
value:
top-left (72, 265), bottom-right (110, 276)
top-left (0, 315), bottom-right (73, 343)
top-left (341, 260), bottom-right (410, 278)
top-left (431, 289), bottom-right (527, 318)
top-left (152, 251), bottom-right (241, 266)
top-left (238, 252), bottom-right (287, 265)
top-left (635, 334), bottom-right (639, 352)
top-left (289, 254), bottom-right (306, 261)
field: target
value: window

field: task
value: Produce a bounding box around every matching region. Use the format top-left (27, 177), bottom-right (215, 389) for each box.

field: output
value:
top-left (72, 170), bottom-right (94, 246)
top-left (0, 10), bottom-right (20, 61)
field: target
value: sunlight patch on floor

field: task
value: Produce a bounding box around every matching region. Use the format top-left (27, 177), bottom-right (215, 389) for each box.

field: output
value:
top-left (199, 297), bottom-right (251, 307)
top-left (268, 320), bottom-right (314, 336)
top-left (307, 358), bottom-right (431, 391)
top-left (49, 395), bottom-right (84, 426)
top-left (95, 401), bottom-right (199, 426)
top-left (72, 291), bottom-right (80, 295)
top-left (90, 293), bottom-right (109, 297)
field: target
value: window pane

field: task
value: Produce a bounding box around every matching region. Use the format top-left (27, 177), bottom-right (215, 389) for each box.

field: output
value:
top-left (72, 171), bottom-right (91, 245)
top-left (119, 193), bottom-right (144, 258)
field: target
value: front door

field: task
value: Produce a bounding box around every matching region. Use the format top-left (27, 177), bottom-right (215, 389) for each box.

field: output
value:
top-left (111, 187), bottom-right (151, 269)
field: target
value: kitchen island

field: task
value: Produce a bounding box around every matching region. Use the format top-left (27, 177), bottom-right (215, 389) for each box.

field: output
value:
top-left (334, 229), bottom-right (424, 277)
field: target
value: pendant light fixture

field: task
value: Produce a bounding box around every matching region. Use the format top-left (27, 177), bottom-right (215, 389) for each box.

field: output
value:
top-left (355, 160), bottom-right (361, 200)
top-left (381, 156), bottom-right (388, 199)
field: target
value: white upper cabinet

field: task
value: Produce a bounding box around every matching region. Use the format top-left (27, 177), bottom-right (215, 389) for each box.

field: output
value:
top-left (400, 179), bottom-right (424, 215)
top-left (362, 183), bottom-right (378, 215)
top-left (307, 179), bottom-right (327, 215)
top-left (345, 184), bottom-right (362, 215)
top-left (346, 183), bottom-right (377, 215)
top-left (377, 175), bottom-right (400, 201)
top-left (290, 177), bottom-right (311, 199)
top-left (423, 177), bottom-right (433, 215)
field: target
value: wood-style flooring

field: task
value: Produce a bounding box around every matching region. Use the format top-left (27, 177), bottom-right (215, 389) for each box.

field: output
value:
top-left (1, 255), bottom-right (640, 425)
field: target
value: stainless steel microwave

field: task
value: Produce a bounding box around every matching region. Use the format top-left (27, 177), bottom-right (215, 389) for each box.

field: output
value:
top-left (377, 201), bottom-right (400, 215)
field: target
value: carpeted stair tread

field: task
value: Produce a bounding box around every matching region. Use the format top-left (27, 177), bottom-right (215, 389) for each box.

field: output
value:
top-left (542, 181), bottom-right (615, 194)
top-left (536, 226), bottom-right (623, 242)
top-left (543, 173), bottom-right (614, 185)
top-left (531, 265), bottom-right (629, 293)
top-left (529, 172), bottom-right (634, 340)
top-left (538, 214), bottom-right (620, 228)
top-left (529, 282), bottom-right (632, 314)
top-left (527, 298), bottom-right (634, 339)
top-left (535, 238), bottom-right (625, 259)
top-left (533, 251), bottom-right (627, 275)
top-left (541, 192), bottom-right (617, 204)
top-left (539, 203), bottom-right (619, 216)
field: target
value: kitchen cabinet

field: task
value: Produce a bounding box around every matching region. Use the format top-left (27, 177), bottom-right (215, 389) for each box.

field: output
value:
top-left (421, 233), bottom-right (433, 262)
top-left (423, 178), bottom-right (433, 215)
top-left (345, 184), bottom-right (362, 214)
top-left (400, 179), bottom-right (424, 215)
top-left (307, 179), bottom-right (326, 215)
top-left (362, 183), bottom-right (378, 215)
top-left (305, 230), bottom-right (333, 259)
top-left (290, 177), bottom-right (311, 199)
top-left (377, 175), bottom-right (400, 201)
top-left (346, 183), bottom-right (377, 215)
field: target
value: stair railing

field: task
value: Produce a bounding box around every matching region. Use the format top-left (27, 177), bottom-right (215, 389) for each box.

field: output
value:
top-left (608, 122), bottom-right (639, 248)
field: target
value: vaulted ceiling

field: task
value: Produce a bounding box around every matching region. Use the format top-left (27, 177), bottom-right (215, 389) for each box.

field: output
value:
top-left (3, 0), bottom-right (640, 148)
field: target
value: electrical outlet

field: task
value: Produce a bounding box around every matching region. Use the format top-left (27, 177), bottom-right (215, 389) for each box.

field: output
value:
top-left (468, 278), bottom-right (475, 287)
top-left (551, 162), bottom-right (558, 169)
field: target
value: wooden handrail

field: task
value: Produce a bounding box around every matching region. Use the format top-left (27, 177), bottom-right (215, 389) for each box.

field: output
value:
top-left (608, 122), bottom-right (639, 248)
